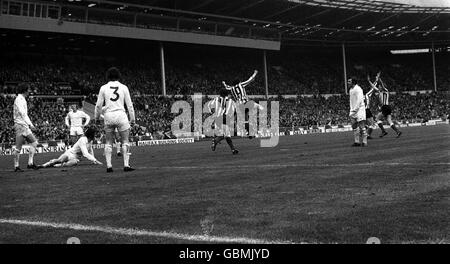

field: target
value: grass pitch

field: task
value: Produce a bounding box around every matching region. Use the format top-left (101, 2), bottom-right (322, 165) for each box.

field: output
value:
top-left (0, 125), bottom-right (449, 244)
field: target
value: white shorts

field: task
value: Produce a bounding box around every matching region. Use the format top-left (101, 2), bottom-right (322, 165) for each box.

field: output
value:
top-left (350, 108), bottom-right (366, 123)
top-left (64, 150), bottom-right (78, 161)
top-left (70, 126), bottom-right (84, 136)
top-left (14, 124), bottom-right (33, 137)
top-left (104, 111), bottom-right (130, 133)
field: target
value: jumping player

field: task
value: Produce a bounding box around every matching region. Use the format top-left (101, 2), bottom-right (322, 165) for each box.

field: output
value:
top-left (371, 75), bottom-right (402, 138)
top-left (208, 89), bottom-right (239, 154)
top-left (365, 75), bottom-right (379, 139)
top-left (13, 83), bottom-right (39, 171)
top-left (37, 127), bottom-right (102, 168)
top-left (95, 67), bottom-right (136, 172)
top-left (222, 70), bottom-right (263, 138)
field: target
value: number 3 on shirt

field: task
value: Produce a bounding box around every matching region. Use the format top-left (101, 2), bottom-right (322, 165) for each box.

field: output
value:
top-left (110, 87), bottom-right (119, 101)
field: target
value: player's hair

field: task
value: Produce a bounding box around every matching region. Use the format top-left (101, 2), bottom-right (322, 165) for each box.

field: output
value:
top-left (106, 67), bottom-right (121, 81)
top-left (84, 127), bottom-right (97, 141)
top-left (348, 76), bottom-right (358, 85)
top-left (232, 78), bottom-right (240, 86)
top-left (16, 83), bottom-right (30, 94)
top-left (219, 89), bottom-right (229, 98)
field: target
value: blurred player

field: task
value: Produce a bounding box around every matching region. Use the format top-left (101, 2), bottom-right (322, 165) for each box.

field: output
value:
top-left (373, 75), bottom-right (402, 138)
top-left (37, 127), bottom-right (102, 168)
top-left (65, 104), bottom-right (90, 147)
top-left (95, 67), bottom-right (136, 172)
top-left (222, 70), bottom-right (263, 138)
top-left (13, 83), bottom-right (39, 171)
top-left (348, 77), bottom-right (367, 147)
top-left (208, 89), bottom-right (238, 154)
top-left (365, 74), bottom-right (379, 139)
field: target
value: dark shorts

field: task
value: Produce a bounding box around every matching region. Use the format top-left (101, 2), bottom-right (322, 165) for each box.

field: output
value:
top-left (365, 109), bottom-right (373, 119)
top-left (381, 105), bottom-right (392, 116)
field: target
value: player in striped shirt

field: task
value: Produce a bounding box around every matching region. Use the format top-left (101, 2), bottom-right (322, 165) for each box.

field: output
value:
top-left (370, 75), bottom-right (402, 138)
top-left (222, 70), bottom-right (257, 104)
top-left (222, 70), bottom-right (263, 138)
top-left (365, 75), bottom-right (379, 139)
top-left (208, 89), bottom-right (238, 154)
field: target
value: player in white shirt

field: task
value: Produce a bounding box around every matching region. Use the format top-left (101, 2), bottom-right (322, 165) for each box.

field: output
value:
top-left (37, 127), bottom-right (102, 168)
top-left (65, 104), bottom-right (91, 146)
top-left (13, 83), bottom-right (39, 172)
top-left (348, 77), bottom-right (367, 147)
top-left (94, 67), bottom-right (136, 172)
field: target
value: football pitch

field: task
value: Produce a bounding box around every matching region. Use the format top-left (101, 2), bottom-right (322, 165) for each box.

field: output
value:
top-left (0, 125), bottom-right (449, 244)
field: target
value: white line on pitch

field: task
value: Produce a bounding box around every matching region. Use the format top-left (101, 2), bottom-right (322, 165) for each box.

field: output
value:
top-left (134, 162), bottom-right (450, 170)
top-left (0, 219), bottom-right (294, 244)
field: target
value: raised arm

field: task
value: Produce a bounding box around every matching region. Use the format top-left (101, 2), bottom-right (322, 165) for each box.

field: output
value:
top-left (367, 75), bottom-right (379, 91)
top-left (379, 78), bottom-right (389, 92)
top-left (240, 70), bottom-right (258, 87)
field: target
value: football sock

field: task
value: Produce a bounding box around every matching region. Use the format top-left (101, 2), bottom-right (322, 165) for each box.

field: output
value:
top-left (377, 122), bottom-right (386, 133)
top-left (122, 143), bottom-right (130, 167)
top-left (13, 148), bottom-right (20, 168)
top-left (105, 144), bottom-right (113, 168)
top-left (225, 137), bottom-right (235, 150)
top-left (28, 142), bottom-right (37, 165)
top-left (391, 124), bottom-right (400, 134)
top-left (361, 127), bottom-right (368, 144)
top-left (353, 127), bottom-right (360, 143)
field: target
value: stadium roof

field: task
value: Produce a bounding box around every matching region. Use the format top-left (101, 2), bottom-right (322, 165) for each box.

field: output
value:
top-left (21, 0), bottom-right (450, 46)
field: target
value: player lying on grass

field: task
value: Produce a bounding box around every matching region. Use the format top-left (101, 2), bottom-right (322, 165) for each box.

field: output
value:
top-left (37, 127), bottom-right (102, 168)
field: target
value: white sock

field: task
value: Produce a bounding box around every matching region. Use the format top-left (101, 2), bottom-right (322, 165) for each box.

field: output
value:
top-left (122, 143), bottom-right (130, 167)
top-left (105, 144), bottom-right (112, 168)
top-left (361, 127), bottom-right (367, 144)
top-left (14, 149), bottom-right (20, 167)
top-left (354, 128), bottom-right (360, 143)
top-left (28, 145), bottom-right (36, 165)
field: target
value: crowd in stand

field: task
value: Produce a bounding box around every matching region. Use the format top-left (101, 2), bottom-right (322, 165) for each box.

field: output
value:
top-left (0, 51), bottom-right (449, 145)
top-left (1, 91), bottom-right (448, 145)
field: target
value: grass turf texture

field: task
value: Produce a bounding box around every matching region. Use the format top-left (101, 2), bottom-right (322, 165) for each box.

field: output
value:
top-left (0, 125), bottom-right (449, 244)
